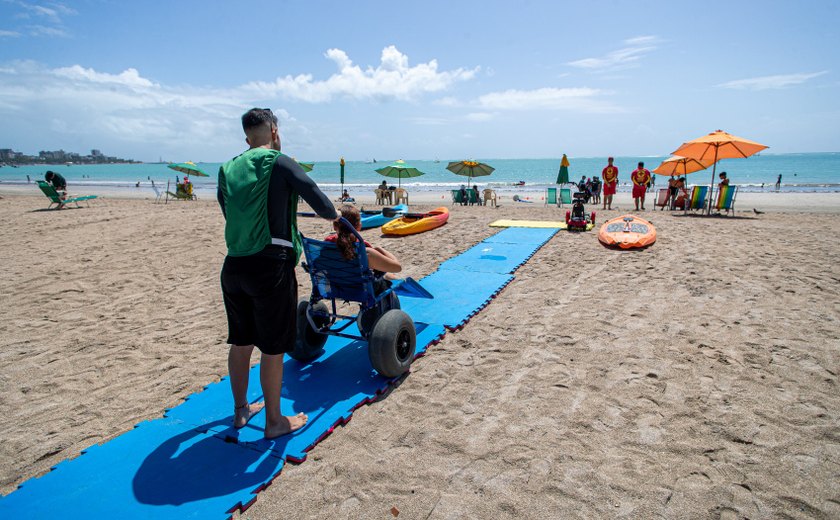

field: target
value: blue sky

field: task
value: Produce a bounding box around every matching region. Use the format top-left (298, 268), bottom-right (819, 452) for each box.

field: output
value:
top-left (1, 0), bottom-right (838, 162)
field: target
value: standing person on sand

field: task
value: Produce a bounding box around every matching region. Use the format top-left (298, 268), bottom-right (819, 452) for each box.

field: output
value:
top-left (631, 161), bottom-right (651, 211)
top-left (217, 108), bottom-right (338, 439)
top-left (601, 157), bottom-right (618, 210)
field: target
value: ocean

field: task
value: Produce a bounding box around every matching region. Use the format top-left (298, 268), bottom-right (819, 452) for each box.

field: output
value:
top-left (2, 153), bottom-right (838, 198)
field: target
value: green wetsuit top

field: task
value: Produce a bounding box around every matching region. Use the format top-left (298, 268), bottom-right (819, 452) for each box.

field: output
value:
top-left (218, 148), bottom-right (337, 262)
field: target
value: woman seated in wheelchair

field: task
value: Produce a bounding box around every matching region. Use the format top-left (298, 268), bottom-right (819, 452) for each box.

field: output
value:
top-left (325, 204), bottom-right (402, 333)
top-left (326, 204), bottom-right (401, 280)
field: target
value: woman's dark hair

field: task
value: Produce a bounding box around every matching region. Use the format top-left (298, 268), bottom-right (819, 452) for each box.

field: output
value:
top-left (336, 204), bottom-right (361, 260)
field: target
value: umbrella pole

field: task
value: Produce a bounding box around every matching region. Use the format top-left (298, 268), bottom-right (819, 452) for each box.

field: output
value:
top-left (707, 146), bottom-right (720, 215)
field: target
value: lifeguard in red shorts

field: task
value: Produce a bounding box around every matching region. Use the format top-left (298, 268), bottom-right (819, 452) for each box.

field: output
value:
top-left (601, 157), bottom-right (618, 210)
top-left (631, 161), bottom-right (651, 211)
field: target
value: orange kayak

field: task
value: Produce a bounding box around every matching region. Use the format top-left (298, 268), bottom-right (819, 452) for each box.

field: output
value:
top-left (598, 214), bottom-right (656, 249)
top-left (381, 207), bottom-right (449, 236)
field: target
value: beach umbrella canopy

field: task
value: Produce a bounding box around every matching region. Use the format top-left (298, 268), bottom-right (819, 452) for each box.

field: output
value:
top-left (446, 160), bottom-right (495, 186)
top-left (375, 160), bottom-right (426, 188)
top-left (292, 157), bottom-right (314, 172)
top-left (672, 130), bottom-right (768, 214)
top-left (556, 154), bottom-right (570, 184)
top-left (167, 161), bottom-right (208, 177)
top-left (652, 155), bottom-right (710, 177)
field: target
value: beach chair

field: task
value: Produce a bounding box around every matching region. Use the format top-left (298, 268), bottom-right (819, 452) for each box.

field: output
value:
top-left (374, 189), bottom-right (389, 205)
top-left (653, 188), bottom-right (670, 210)
top-left (685, 185), bottom-right (709, 213)
top-left (451, 189), bottom-right (465, 206)
top-left (151, 184), bottom-right (164, 203)
top-left (36, 180), bottom-right (98, 209)
top-left (559, 188), bottom-right (572, 207)
top-left (467, 188), bottom-right (480, 205)
top-left (294, 217), bottom-right (433, 377)
top-left (166, 182), bottom-right (196, 201)
top-left (394, 188), bottom-right (409, 204)
top-left (483, 188), bottom-right (497, 207)
top-left (545, 187), bottom-right (557, 206)
top-left (714, 185), bottom-right (738, 215)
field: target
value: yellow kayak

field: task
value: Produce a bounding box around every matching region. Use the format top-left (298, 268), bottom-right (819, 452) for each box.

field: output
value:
top-left (381, 207), bottom-right (449, 236)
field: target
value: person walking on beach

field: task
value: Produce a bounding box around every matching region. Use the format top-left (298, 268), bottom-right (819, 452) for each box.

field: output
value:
top-left (601, 157), bottom-right (618, 210)
top-left (217, 108), bottom-right (338, 439)
top-left (776, 174), bottom-right (782, 192)
top-left (631, 161), bottom-right (651, 211)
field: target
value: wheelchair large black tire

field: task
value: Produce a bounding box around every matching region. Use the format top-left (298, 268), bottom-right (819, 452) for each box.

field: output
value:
top-left (357, 291), bottom-right (400, 338)
top-left (291, 300), bottom-right (329, 363)
top-left (368, 309), bottom-right (415, 378)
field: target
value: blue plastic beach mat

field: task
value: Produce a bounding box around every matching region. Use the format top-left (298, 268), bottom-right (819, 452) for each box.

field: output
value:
top-left (0, 226), bottom-right (557, 519)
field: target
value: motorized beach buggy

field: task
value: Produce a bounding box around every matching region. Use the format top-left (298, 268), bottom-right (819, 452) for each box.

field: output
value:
top-left (565, 191), bottom-right (596, 231)
top-left (292, 217), bottom-right (433, 378)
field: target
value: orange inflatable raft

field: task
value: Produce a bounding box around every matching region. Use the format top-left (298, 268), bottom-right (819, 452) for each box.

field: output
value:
top-left (598, 214), bottom-right (656, 249)
top-left (381, 207), bottom-right (449, 236)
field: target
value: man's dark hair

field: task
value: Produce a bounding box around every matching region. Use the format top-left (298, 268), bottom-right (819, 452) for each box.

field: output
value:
top-left (241, 108), bottom-right (278, 131)
top-left (638, 161), bottom-right (644, 167)
top-left (45, 171), bottom-right (55, 180)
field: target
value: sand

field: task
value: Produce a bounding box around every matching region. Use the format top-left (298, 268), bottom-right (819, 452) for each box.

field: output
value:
top-left (1, 190), bottom-right (838, 518)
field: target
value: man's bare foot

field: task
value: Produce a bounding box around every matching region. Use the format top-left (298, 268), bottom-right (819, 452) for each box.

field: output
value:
top-left (264, 412), bottom-right (308, 439)
top-left (234, 401), bottom-right (265, 428)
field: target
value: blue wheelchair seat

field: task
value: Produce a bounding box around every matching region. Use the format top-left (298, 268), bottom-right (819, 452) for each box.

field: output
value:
top-left (294, 218), bottom-right (432, 378)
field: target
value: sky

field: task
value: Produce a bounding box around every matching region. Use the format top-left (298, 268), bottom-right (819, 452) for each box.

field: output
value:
top-left (1, 0), bottom-right (838, 163)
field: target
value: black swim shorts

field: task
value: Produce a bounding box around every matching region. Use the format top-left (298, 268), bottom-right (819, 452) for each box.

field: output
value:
top-left (221, 250), bottom-right (297, 355)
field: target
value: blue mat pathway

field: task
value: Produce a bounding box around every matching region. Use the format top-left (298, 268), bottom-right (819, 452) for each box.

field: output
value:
top-left (0, 227), bottom-right (559, 519)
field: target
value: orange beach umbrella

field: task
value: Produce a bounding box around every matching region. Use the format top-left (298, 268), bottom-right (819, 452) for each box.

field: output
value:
top-left (652, 155), bottom-right (710, 177)
top-left (672, 130), bottom-right (767, 214)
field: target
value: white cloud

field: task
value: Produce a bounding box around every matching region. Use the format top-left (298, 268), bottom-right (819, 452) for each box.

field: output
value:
top-left (53, 65), bottom-right (157, 88)
top-left (718, 71), bottom-right (828, 90)
top-left (408, 117), bottom-right (450, 126)
top-left (0, 51), bottom-right (477, 160)
top-left (567, 35), bottom-right (659, 71)
top-left (0, 29), bottom-right (21, 37)
top-left (0, 61), bottom-right (259, 160)
top-left (433, 96), bottom-right (460, 107)
top-left (27, 24), bottom-right (68, 37)
top-left (465, 112), bottom-right (495, 122)
top-left (477, 87), bottom-right (619, 113)
top-left (17, 1), bottom-right (75, 22)
top-left (243, 45), bottom-right (479, 103)
top-left (4, 1), bottom-right (75, 37)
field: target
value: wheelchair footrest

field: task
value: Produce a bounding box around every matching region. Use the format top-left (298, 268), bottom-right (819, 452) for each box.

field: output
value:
top-left (392, 277), bottom-right (434, 299)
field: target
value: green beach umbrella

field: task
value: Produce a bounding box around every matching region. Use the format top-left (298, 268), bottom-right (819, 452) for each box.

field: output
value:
top-left (292, 157), bottom-right (314, 172)
top-left (556, 154), bottom-right (570, 184)
top-left (168, 161), bottom-right (208, 177)
top-left (375, 159), bottom-right (426, 188)
top-left (446, 160), bottom-right (495, 186)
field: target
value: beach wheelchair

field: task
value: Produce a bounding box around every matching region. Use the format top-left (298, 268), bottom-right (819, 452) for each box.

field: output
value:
top-left (293, 218), bottom-right (433, 378)
top-left (565, 191), bottom-right (596, 231)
